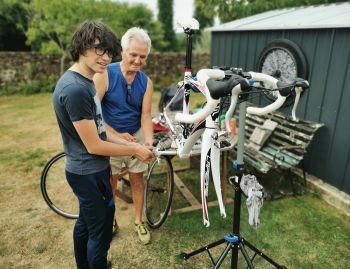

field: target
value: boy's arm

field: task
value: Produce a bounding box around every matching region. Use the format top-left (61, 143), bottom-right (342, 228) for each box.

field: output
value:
top-left (73, 119), bottom-right (153, 161)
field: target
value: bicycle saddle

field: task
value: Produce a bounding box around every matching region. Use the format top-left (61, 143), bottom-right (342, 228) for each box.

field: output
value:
top-left (206, 75), bottom-right (249, 100)
top-left (176, 17), bottom-right (199, 30)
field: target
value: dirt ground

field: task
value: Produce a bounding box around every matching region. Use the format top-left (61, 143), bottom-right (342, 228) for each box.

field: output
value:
top-left (0, 93), bottom-right (173, 269)
top-left (110, 193), bottom-right (157, 268)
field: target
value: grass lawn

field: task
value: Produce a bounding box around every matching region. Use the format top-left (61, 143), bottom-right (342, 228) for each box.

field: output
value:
top-left (0, 93), bottom-right (349, 269)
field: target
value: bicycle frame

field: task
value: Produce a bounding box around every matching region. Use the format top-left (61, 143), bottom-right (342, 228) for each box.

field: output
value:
top-left (156, 20), bottom-right (231, 226)
top-left (160, 85), bottom-right (230, 227)
top-left (155, 19), bottom-right (308, 227)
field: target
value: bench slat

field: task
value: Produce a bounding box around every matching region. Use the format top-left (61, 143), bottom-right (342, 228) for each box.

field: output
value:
top-left (235, 105), bottom-right (324, 174)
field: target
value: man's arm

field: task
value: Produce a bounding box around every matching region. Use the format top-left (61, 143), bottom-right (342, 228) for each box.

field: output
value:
top-left (105, 128), bottom-right (136, 145)
top-left (105, 122), bottom-right (136, 142)
top-left (73, 119), bottom-right (153, 161)
top-left (94, 71), bottom-right (136, 142)
top-left (93, 71), bottom-right (108, 101)
top-left (141, 78), bottom-right (154, 146)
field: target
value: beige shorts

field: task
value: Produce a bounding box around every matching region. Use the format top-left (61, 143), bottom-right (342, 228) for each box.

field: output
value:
top-left (110, 128), bottom-right (148, 175)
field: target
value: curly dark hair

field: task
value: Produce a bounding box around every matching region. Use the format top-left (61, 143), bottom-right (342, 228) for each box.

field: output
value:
top-left (70, 20), bottom-right (121, 62)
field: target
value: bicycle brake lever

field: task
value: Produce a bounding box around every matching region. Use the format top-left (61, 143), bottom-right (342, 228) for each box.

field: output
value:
top-left (291, 86), bottom-right (303, 122)
top-left (294, 78), bottom-right (309, 89)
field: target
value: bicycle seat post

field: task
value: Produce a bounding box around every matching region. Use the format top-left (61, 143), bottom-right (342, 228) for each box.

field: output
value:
top-left (184, 28), bottom-right (194, 70)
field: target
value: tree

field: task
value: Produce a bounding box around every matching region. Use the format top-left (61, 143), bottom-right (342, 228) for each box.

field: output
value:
top-left (6, 0), bottom-right (165, 74)
top-left (194, 0), bottom-right (214, 32)
top-left (0, 0), bottom-right (30, 51)
top-left (193, 0), bottom-right (214, 48)
top-left (157, 0), bottom-right (177, 51)
top-left (195, 0), bottom-right (345, 23)
top-left (193, 31), bottom-right (211, 54)
top-left (98, 1), bottom-right (167, 52)
top-left (14, 0), bottom-right (99, 74)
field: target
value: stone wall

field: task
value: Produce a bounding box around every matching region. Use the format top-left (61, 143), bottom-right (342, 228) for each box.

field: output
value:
top-left (0, 52), bottom-right (209, 90)
top-left (0, 52), bottom-right (61, 86)
top-left (145, 52), bottom-right (210, 82)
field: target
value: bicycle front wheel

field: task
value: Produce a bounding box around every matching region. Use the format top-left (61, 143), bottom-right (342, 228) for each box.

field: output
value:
top-left (40, 152), bottom-right (79, 219)
top-left (144, 155), bottom-right (174, 229)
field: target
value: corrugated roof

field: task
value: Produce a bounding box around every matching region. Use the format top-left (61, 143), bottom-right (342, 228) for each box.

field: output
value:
top-left (209, 2), bottom-right (350, 32)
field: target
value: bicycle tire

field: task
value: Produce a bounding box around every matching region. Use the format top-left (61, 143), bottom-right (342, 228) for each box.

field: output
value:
top-left (40, 152), bottom-right (79, 219)
top-left (144, 155), bottom-right (174, 229)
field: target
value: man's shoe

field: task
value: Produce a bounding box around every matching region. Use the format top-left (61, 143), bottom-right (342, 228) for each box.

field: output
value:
top-left (134, 222), bottom-right (151, 245)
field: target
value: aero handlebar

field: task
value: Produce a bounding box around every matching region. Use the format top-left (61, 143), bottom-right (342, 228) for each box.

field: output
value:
top-left (247, 73), bottom-right (309, 121)
top-left (175, 67), bottom-right (309, 125)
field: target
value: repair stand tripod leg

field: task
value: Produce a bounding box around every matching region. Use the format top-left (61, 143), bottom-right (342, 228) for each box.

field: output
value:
top-left (179, 102), bottom-right (287, 269)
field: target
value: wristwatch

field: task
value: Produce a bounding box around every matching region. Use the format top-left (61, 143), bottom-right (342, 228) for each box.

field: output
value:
top-left (256, 39), bottom-right (308, 105)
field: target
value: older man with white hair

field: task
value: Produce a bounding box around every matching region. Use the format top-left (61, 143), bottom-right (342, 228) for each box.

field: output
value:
top-left (94, 27), bottom-right (154, 245)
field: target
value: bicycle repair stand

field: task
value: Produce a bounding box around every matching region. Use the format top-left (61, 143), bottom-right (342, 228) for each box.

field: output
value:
top-left (180, 102), bottom-right (287, 269)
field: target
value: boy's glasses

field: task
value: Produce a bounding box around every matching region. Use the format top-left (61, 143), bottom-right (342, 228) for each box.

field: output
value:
top-left (94, 46), bottom-right (114, 58)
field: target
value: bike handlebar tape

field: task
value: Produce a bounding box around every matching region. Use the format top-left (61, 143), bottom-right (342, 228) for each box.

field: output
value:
top-left (247, 94), bottom-right (286, 115)
top-left (224, 81), bottom-right (247, 132)
top-left (247, 71), bottom-right (286, 115)
top-left (175, 98), bottom-right (220, 123)
top-left (291, 87), bottom-right (303, 122)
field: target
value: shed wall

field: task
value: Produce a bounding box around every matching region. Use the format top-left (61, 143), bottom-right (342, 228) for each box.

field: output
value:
top-left (211, 28), bottom-right (350, 193)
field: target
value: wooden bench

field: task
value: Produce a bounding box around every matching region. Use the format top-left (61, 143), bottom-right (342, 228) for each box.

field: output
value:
top-left (234, 107), bottom-right (324, 198)
top-left (115, 154), bottom-right (233, 213)
top-left (115, 108), bottom-right (323, 204)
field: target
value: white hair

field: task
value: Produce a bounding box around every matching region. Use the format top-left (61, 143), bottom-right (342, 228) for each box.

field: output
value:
top-left (121, 27), bottom-right (151, 54)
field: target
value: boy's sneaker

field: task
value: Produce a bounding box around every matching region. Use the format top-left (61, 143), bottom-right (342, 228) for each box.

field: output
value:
top-left (134, 222), bottom-right (151, 245)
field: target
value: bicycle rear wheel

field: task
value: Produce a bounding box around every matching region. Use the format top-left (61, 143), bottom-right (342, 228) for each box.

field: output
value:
top-left (40, 152), bottom-right (79, 219)
top-left (144, 155), bottom-right (174, 229)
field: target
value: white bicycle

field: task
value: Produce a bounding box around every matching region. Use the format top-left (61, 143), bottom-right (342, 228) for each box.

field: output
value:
top-left (143, 19), bottom-right (309, 229)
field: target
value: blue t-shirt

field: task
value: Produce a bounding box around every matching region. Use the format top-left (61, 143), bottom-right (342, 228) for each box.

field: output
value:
top-left (53, 70), bottom-right (109, 175)
top-left (101, 62), bottom-right (148, 134)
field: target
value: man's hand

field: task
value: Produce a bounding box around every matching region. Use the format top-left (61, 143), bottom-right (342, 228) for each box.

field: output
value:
top-left (118, 132), bottom-right (136, 142)
top-left (134, 144), bottom-right (154, 162)
top-left (144, 140), bottom-right (154, 147)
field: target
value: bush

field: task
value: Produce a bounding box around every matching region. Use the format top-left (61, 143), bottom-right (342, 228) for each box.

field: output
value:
top-left (153, 75), bottom-right (182, 92)
top-left (0, 74), bottom-right (57, 96)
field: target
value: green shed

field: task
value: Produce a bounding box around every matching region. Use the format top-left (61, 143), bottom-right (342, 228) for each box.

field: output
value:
top-left (209, 2), bottom-right (350, 195)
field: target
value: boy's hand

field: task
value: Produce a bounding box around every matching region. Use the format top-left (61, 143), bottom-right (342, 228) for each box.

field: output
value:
top-left (134, 144), bottom-right (154, 162)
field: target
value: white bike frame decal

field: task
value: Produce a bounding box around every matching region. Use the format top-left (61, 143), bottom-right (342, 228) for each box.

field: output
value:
top-left (201, 147), bottom-right (211, 227)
